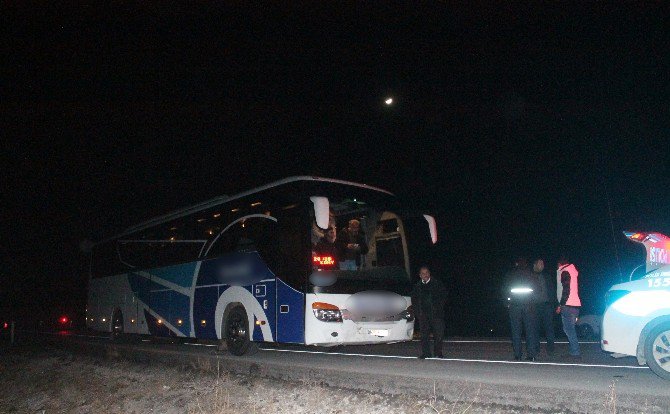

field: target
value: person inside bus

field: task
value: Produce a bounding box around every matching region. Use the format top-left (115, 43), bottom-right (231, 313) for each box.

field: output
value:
top-left (311, 211), bottom-right (336, 247)
top-left (314, 225), bottom-right (340, 260)
top-left (337, 219), bottom-right (368, 270)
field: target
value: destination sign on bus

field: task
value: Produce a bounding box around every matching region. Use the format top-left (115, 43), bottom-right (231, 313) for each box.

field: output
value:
top-left (313, 255), bottom-right (336, 267)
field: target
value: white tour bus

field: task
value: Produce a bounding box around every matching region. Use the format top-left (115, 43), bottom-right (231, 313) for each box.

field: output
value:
top-left (601, 231), bottom-right (670, 380)
top-left (86, 176), bottom-right (436, 355)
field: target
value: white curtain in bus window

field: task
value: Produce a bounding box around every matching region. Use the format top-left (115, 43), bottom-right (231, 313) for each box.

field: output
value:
top-left (370, 212), bottom-right (409, 272)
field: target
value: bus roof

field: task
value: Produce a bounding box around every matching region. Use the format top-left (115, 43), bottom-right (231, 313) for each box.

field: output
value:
top-left (103, 176), bottom-right (393, 243)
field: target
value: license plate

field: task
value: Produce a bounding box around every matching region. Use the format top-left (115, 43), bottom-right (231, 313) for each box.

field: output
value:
top-left (368, 329), bottom-right (389, 337)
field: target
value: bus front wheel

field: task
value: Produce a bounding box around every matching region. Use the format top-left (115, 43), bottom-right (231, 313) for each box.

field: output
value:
top-left (644, 321), bottom-right (670, 381)
top-left (224, 306), bottom-right (257, 356)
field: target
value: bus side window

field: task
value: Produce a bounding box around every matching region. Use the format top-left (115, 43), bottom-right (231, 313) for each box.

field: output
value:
top-left (206, 216), bottom-right (276, 261)
top-left (240, 218), bottom-right (278, 267)
top-left (206, 223), bottom-right (242, 258)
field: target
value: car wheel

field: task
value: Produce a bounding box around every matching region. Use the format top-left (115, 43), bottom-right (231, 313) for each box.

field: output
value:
top-left (644, 322), bottom-right (670, 381)
top-left (224, 306), bottom-right (257, 356)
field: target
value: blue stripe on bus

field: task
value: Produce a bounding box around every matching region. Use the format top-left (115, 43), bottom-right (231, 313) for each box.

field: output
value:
top-left (127, 253), bottom-right (298, 343)
top-left (197, 253), bottom-right (274, 287)
top-left (146, 262), bottom-right (198, 288)
top-left (144, 309), bottom-right (172, 337)
top-left (277, 278), bottom-right (304, 343)
top-left (193, 285), bottom-right (219, 339)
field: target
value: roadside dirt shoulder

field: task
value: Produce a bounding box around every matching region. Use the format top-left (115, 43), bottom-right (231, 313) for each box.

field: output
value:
top-left (0, 344), bottom-right (544, 413)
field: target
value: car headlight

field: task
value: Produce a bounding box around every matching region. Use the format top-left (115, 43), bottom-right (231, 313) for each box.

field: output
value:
top-left (604, 290), bottom-right (630, 310)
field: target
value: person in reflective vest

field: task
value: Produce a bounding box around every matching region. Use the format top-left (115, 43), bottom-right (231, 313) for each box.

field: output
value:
top-left (504, 257), bottom-right (540, 361)
top-left (556, 257), bottom-right (581, 357)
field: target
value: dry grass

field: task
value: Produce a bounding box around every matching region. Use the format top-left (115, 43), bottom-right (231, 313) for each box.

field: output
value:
top-left (1, 345), bottom-right (658, 414)
top-left (603, 379), bottom-right (618, 414)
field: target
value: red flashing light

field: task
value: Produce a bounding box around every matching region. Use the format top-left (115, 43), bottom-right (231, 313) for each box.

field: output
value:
top-left (3, 322), bottom-right (7, 329)
top-left (312, 255), bottom-right (336, 267)
top-left (59, 316), bottom-right (69, 324)
top-left (631, 233), bottom-right (646, 241)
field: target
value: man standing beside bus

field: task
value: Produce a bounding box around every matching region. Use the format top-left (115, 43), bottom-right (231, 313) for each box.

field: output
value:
top-left (556, 257), bottom-right (581, 358)
top-left (411, 266), bottom-right (447, 359)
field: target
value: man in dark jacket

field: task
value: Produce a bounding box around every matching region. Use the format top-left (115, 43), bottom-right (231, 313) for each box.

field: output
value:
top-left (410, 266), bottom-right (447, 359)
top-left (504, 258), bottom-right (540, 361)
top-left (532, 259), bottom-right (555, 355)
top-left (337, 219), bottom-right (369, 270)
top-left (314, 226), bottom-right (340, 260)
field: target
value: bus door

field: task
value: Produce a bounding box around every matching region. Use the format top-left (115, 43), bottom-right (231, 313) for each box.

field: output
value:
top-left (270, 206), bottom-right (307, 344)
top-left (276, 278), bottom-right (305, 343)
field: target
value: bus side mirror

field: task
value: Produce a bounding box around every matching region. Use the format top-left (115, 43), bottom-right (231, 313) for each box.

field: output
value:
top-left (423, 214), bottom-right (437, 244)
top-left (310, 196), bottom-right (330, 230)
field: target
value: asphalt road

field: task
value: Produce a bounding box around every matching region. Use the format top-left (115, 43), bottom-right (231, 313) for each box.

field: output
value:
top-left (5, 331), bottom-right (670, 413)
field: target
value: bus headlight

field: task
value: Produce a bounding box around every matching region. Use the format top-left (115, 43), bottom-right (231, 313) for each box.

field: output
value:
top-left (312, 302), bottom-right (343, 323)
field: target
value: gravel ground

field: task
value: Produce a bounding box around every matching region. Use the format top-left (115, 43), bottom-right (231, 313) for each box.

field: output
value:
top-left (0, 344), bottom-right (603, 413)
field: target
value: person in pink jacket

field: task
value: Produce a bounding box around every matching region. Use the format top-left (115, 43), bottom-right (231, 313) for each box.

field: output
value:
top-left (556, 257), bottom-right (581, 357)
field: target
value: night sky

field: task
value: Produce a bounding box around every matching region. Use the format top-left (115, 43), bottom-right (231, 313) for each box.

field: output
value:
top-left (3, 4), bottom-right (669, 334)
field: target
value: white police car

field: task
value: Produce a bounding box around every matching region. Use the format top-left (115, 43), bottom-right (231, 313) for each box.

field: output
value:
top-left (601, 231), bottom-right (670, 380)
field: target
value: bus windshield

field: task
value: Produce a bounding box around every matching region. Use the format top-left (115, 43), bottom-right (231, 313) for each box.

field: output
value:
top-left (310, 194), bottom-right (418, 295)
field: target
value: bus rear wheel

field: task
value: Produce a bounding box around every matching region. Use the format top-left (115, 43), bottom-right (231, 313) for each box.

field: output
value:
top-left (644, 322), bottom-right (670, 381)
top-left (224, 306), bottom-right (257, 356)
